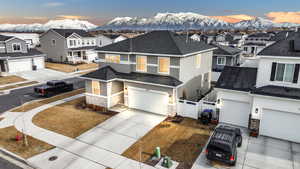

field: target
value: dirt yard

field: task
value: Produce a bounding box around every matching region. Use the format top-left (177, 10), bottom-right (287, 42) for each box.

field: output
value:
top-left (0, 126), bottom-right (54, 159)
top-left (32, 97), bottom-right (118, 138)
top-left (0, 76), bottom-right (27, 86)
top-left (45, 62), bottom-right (98, 73)
top-left (12, 89), bottom-right (84, 112)
top-left (0, 81), bottom-right (38, 91)
top-left (122, 118), bottom-right (215, 169)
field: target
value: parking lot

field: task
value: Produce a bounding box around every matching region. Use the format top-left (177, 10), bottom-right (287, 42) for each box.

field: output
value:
top-left (192, 127), bottom-right (300, 169)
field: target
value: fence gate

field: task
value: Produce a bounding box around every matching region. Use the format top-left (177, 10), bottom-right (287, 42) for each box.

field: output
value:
top-left (177, 100), bottom-right (199, 119)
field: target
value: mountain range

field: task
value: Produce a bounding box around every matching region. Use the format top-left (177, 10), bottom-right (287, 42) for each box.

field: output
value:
top-left (97, 12), bottom-right (300, 31)
top-left (0, 12), bottom-right (299, 32)
top-left (0, 19), bottom-right (97, 32)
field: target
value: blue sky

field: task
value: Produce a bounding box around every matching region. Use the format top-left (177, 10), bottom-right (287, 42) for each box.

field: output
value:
top-left (1, 0), bottom-right (300, 24)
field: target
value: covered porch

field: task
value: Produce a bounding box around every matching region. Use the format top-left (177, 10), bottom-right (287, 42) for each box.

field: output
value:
top-left (67, 50), bottom-right (88, 64)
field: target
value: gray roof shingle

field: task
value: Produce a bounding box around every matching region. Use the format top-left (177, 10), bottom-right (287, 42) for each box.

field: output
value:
top-left (0, 35), bottom-right (13, 41)
top-left (212, 44), bottom-right (242, 55)
top-left (216, 66), bottom-right (257, 92)
top-left (252, 85), bottom-right (300, 100)
top-left (0, 49), bottom-right (44, 59)
top-left (82, 65), bottom-right (182, 87)
top-left (95, 31), bottom-right (215, 55)
top-left (52, 29), bottom-right (94, 38)
top-left (258, 32), bottom-right (300, 57)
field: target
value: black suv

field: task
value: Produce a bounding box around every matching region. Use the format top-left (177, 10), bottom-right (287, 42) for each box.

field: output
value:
top-left (205, 125), bottom-right (243, 166)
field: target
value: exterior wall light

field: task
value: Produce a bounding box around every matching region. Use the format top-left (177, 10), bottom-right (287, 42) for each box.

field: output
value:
top-left (255, 108), bottom-right (259, 114)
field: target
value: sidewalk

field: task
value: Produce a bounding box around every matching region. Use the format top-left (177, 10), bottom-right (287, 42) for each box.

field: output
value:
top-left (12, 94), bottom-right (158, 169)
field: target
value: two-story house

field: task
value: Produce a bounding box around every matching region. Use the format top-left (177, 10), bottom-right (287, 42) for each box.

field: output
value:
top-left (0, 35), bottom-right (45, 75)
top-left (215, 33), bottom-right (300, 143)
top-left (80, 31), bottom-right (216, 116)
top-left (243, 32), bottom-right (276, 56)
top-left (40, 29), bottom-right (99, 64)
top-left (211, 44), bottom-right (242, 82)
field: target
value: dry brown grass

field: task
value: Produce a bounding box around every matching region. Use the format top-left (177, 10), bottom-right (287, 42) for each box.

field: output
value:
top-left (45, 62), bottom-right (98, 73)
top-left (32, 97), bottom-right (118, 138)
top-left (0, 81), bottom-right (38, 91)
top-left (122, 118), bottom-right (215, 169)
top-left (0, 126), bottom-right (54, 159)
top-left (0, 76), bottom-right (27, 86)
top-left (12, 89), bottom-right (84, 112)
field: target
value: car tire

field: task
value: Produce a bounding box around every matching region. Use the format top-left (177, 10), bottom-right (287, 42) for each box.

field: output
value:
top-left (237, 136), bottom-right (242, 147)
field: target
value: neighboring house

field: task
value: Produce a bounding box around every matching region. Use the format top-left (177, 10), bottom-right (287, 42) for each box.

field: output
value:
top-left (0, 35), bottom-right (45, 75)
top-left (243, 32), bottom-right (276, 56)
top-left (215, 33), bottom-right (300, 143)
top-left (189, 33), bottom-right (201, 41)
top-left (80, 30), bottom-right (216, 116)
top-left (243, 42), bottom-right (267, 56)
top-left (211, 44), bottom-right (242, 82)
top-left (0, 32), bottom-right (40, 48)
top-left (104, 34), bottom-right (128, 43)
top-left (95, 34), bottom-right (114, 47)
top-left (40, 29), bottom-right (98, 64)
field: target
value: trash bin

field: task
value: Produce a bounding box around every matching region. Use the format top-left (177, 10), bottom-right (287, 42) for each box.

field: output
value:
top-left (199, 109), bottom-right (213, 125)
top-left (32, 65), bottom-right (37, 71)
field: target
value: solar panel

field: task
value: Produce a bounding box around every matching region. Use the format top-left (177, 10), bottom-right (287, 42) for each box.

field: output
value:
top-left (294, 39), bottom-right (300, 51)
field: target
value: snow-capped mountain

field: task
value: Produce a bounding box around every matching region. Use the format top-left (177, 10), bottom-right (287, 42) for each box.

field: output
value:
top-left (0, 19), bottom-right (98, 32)
top-left (98, 13), bottom-right (300, 31)
top-left (233, 17), bottom-right (279, 29)
top-left (98, 12), bottom-right (232, 30)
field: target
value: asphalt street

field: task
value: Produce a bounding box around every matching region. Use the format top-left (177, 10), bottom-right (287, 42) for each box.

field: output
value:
top-left (0, 77), bottom-right (85, 114)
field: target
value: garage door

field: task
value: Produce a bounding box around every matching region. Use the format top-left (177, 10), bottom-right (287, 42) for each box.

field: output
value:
top-left (8, 59), bottom-right (32, 73)
top-left (219, 100), bottom-right (250, 127)
top-left (33, 57), bottom-right (45, 69)
top-left (128, 87), bottom-right (169, 115)
top-left (261, 109), bottom-right (300, 143)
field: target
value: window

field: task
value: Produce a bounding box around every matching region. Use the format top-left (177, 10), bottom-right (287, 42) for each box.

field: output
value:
top-left (52, 39), bottom-right (56, 46)
top-left (82, 40), bottom-right (85, 45)
top-left (217, 57), bottom-right (226, 65)
top-left (136, 55), bottom-right (147, 72)
top-left (12, 43), bottom-right (21, 52)
top-left (68, 52), bottom-right (73, 56)
top-left (244, 47), bottom-right (248, 52)
top-left (275, 63), bottom-right (295, 82)
top-left (92, 81), bottom-right (101, 95)
top-left (69, 40), bottom-right (77, 47)
top-left (158, 57), bottom-right (170, 74)
top-left (196, 54), bottom-right (201, 68)
top-left (105, 54), bottom-right (120, 63)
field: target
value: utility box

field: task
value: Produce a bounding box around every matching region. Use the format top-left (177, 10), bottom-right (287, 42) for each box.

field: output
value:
top-left (162, 156), bottom-right (173, 168)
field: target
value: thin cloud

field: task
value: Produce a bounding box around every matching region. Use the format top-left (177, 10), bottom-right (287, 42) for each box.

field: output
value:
top-left (56, 15), bottom-right (90, 20)
top-left (43, 2), bottom-right (64, 7)
top-left (266, 11), bottom-right (300, 24)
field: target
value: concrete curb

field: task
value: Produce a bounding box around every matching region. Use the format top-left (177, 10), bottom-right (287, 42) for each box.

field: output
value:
top-left (0, 80), bottom-right (32, 88)
top-left (0, 148), bottom-right (37, 169)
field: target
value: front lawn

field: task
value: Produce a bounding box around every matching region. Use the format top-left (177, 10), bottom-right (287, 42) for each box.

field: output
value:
top-left (0, 126), bottom-right (54, 159)
top-left (32, 97), bottom-right (118, 138)
top-left (45, 62), bottom-right (98, 73)
top-left (0, 76), bottom-right (27, 86)
top-left (122, 118), bottom-right (215, 169)
top-left (12, 89), bottom-right (84, 112)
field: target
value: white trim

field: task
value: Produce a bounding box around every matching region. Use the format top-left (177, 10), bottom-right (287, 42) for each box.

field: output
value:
top-left (158, 57), bottom-right (170, 75)
top-left (111, 91), bottom-right (124, 97)
top-left (135, 55), bottom-right (147, 72)
top-left (85, 92), bottom-right (107, 98)
top-left (5, 37), bottom-right (25, 43)
top-left (260, 55), bottom-right (300, 60)
top-left (217, 56), bottom-right (226, 66)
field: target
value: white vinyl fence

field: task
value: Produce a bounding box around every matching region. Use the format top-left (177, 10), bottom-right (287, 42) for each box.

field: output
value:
top-left (177, 90), bottom-right (217, 119)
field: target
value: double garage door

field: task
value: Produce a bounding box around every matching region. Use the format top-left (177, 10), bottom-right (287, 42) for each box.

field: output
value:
top-left (219, 99), bottom-right (251, 127)
top-left (8, 57), bottom-right (44, 73)
top-left (260, 109), bottom-right (300, 143)
top-left (128, 87), bottom-right (169, 115)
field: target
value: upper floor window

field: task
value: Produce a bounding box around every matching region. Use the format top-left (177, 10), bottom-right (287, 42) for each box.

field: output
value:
top-left (92, 81), bottom-right (101, 95)
top-left (136, 55), bottom-right (147, 72)
top-left (12, 43), bottom-right (21, 52)
top-left (105, 54), bottom-right (120, 63)
top-left (275, 63), bottom-right (295, 82)
top-left (196, 54), bottom-right (201, 68)
top-left (217, 57), bottom-right (226, 65)
top-left (69, 40), bottom-right (77, 47)
top-left (158, 57), bottom-right (170, 74)
top-left (52, 39), bottom-right (56, 46)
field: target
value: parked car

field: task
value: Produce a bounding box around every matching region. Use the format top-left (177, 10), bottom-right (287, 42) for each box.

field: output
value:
top-left (34, 80), bottom-right (73, 97)
top-left (205, 125), bottom-right (243, 166)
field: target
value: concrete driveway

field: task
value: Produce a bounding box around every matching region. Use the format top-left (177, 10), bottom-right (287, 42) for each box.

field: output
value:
top-left (77, 109), bottom-right (166, 154)
top-left (192, 127), bottom-right (300, 169)
top-left (12, 69), bottom-right (74, 82)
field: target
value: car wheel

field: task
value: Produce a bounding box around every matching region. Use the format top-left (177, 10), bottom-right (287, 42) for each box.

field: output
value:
top-left (237, 136), bottom-right (242, 147)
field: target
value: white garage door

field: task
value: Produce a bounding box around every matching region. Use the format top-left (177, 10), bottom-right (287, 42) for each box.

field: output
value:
top-left (261, 109), bottom-right (300, 143)
top-left (219, 100), bottom-right (250, 127)
top-left (8, 59), bottom-right (32, 73)
top-left (33, 57), bottom-right (45, 69)
top-left (128, 87), bottom-right (169, 115)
